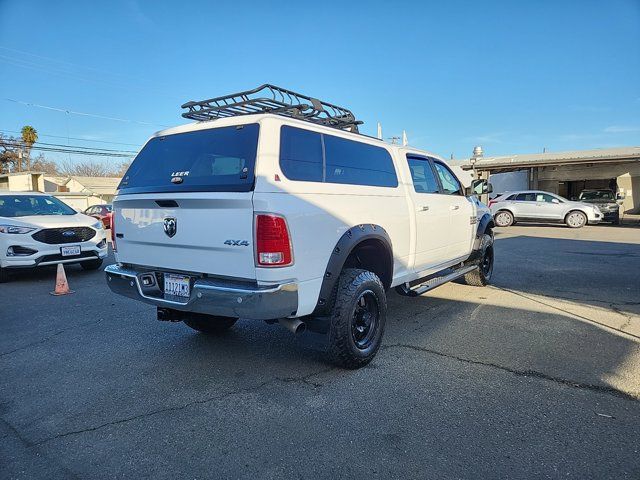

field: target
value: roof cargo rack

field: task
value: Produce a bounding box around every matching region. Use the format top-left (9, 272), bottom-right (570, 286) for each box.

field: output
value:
top-left (181, 84), bottom-right (363, 132)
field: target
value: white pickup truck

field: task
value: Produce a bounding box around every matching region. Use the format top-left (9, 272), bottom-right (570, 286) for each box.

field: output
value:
top-left (105, 85), bottom-right (495, 368)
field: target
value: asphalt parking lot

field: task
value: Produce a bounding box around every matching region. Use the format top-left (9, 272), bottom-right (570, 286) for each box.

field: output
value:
top-left (1, 224), bottom-right (639, 479)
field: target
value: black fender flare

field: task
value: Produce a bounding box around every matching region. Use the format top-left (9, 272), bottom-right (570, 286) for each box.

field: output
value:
top-left (313, 224), bottom-right (393, 315)
top-left (469, 213), bottom-right (495, 262)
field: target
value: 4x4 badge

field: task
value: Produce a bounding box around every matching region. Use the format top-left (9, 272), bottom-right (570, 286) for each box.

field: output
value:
top-left (163, 217), bottom-right (177, 238)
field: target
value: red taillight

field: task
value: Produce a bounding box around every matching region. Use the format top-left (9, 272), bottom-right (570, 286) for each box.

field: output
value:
top-left (255, 214), bottom-right (292, 267)
top-left (111, 213), bottom-right (117, 252)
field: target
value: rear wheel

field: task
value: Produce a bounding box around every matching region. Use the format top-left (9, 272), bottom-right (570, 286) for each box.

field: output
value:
top-left (184, 313), bottom-right (238, 334)
top-left (494, 210), bottom-right (513, 227)
top-left (327, 268), bottom-right (387, 369)
top-left (565, 210), bottom-right (587, 228)
top-left (81, 258), bottom-right (103, 270)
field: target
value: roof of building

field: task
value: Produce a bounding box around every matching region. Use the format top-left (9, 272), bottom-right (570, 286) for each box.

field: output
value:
top-left (0, 171), bottom-right (44, 178)
top-left (44, 175), bottom-right (71, 186)
top-left (462, 146), bottom-right (640, 172)
top-left (69, 176), bottom-right (121, 195)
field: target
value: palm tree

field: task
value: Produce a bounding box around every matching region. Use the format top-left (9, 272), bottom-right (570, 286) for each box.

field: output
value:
top-left (20, 125), bottom-right (38, 171)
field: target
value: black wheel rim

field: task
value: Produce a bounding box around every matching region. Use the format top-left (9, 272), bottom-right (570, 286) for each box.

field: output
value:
top-left (351, 290), bottom-right (379, 350)
top-left (482, 246), bottom-right (494, 277)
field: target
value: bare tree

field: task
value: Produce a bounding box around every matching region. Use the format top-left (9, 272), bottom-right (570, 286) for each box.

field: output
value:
top-left (58, 160), bottom-right (113, 177)
top-left (31, 154), bottom-right (60, 175)
top-left (115, 160), bottom-right (131, 176)
top-left (0, 133), bottom-right (20, 173)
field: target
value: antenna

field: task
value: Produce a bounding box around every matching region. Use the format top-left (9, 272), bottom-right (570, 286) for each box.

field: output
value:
top-left (402, 130), bottom-right (408, 146)
top-left (377, 122), bottom-right (383, 140)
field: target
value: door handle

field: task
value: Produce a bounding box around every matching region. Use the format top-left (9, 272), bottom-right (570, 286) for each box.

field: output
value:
top-left (450, 205), bottom-right (460, 210)
top-left (419, 205), bottom-right (429, 211)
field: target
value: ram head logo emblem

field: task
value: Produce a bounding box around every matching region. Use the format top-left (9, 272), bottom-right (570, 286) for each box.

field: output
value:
top-left (163, 217), bottom-right (177, 238)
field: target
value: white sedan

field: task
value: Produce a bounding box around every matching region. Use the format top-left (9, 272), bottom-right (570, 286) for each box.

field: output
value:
top-left (489, 190), bottom-right (602, 228)
top-left (0, 193), bottom-right (108, 282)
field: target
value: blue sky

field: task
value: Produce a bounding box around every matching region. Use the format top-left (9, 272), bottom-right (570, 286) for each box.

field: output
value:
top-left (0, 0), bottom-right (638, 168)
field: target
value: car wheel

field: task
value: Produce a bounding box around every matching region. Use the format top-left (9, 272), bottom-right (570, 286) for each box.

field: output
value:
top-left (494, 210), bottom-right (514, 227)
top-left (327, 268), bottom-right (387, 369)
top-left (184, 313), bottom-right (238, 334)
top-left (0, 267), bottom-right (9, 283)
top-left (565, 210), bottom-right (587, 228)
top-left (463, 234), bottom-right (494, 286)
top-left (81, 258), bottom-right (103, 270)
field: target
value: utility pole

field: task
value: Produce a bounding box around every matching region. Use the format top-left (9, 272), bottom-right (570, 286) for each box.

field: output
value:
top-left (17, 148), bottom-right (23, 172)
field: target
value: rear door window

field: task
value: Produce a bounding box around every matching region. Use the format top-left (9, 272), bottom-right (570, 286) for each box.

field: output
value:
top-left (407, 157), bottom-right (439, 193)
top-left (119, 124), bottom-right (259, 194)
top-left (515, 193), bottom-right (536, 201)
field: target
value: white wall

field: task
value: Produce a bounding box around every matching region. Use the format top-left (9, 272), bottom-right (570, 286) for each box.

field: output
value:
top-left (53, 194), bottom-right (104, 212)
top-left (488, 171), bottom-right (528, 195)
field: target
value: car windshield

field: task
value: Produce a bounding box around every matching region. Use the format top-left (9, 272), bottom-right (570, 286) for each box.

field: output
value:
top-left (0, 195), bottom-right (77, 217)
top-left (579, 190), bottom-right (614, 200)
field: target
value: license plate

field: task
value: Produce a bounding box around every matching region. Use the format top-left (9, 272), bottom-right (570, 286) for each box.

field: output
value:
top-left (60, 245), bottom-right (81, 257)
top-left (164, 273), bottom-right (190, 298)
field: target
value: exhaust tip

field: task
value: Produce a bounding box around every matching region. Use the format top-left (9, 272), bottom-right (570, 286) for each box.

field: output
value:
top-left (278, 318), bottom-right (306, 335)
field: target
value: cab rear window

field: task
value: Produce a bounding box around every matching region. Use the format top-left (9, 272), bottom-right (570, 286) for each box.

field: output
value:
top-left (119, 124), bottom-right (259, 194)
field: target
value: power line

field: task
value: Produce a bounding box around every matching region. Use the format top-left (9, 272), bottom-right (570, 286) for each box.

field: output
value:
top-left (11, 140), bottom-right (137, 154)
top-left (4, 139), bottom-right (137, 159)
top-left (28, 146), bottom-right (134, 158)
top-left (0, 46), bottom-right (185, 98)
top-left (5, 98), bottom-right (170, 128)
top-left (0, 129), bottom-right (141, 147)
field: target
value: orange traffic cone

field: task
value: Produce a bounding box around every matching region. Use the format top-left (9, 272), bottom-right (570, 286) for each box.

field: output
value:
top-left (50, 263), bottom-right (74, 296)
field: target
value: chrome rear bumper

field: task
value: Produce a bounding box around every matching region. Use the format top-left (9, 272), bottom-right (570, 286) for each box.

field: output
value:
top-left (104, 264), bottom-right (298, 320)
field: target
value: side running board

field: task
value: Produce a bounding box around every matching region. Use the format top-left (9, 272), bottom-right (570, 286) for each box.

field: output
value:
top-left (396, 265), bottom-right (477, 297)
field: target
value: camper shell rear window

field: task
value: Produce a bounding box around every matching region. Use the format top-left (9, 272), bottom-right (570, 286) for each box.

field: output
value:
top-left (118, 124), bottom-right (259, 194)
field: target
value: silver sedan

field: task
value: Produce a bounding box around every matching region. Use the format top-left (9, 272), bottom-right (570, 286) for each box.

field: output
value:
top-left (489, 190), bottom-right (603, 228)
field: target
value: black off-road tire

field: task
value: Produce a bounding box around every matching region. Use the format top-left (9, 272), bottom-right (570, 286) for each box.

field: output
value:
top-left (494, 210), bottom-right (514, 227)
top-left (184, 313), bottom-right (238, 334)
top-left (81, 258), bottom-right (103, 271)
top-left (327, 268), bottom-right (387, 369)
top-left (0, 267), bottom-right (9, 283)
top-left (462, 234), bottom-right (494, 287)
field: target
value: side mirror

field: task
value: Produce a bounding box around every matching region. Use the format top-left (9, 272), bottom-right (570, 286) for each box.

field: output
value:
top-left (468, 179), bottom-right (493, 196)
top-left (616, 193), bottom-right (625, 201)
top-left (571, 197), bottom-right (577, 201)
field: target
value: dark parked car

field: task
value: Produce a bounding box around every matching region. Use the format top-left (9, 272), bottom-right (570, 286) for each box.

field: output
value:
top-left (84, 204), bottom-right (112, 229)
top-left (577, 190), bottom-right (620, 225)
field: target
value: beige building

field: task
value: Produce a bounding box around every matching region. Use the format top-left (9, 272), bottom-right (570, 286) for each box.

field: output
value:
top-left (0, 171), bottom-right (121, 211)
top-left (45, 176), bottom-right (121, 211)
top-left (0, 172), bottom-right (45, 192)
